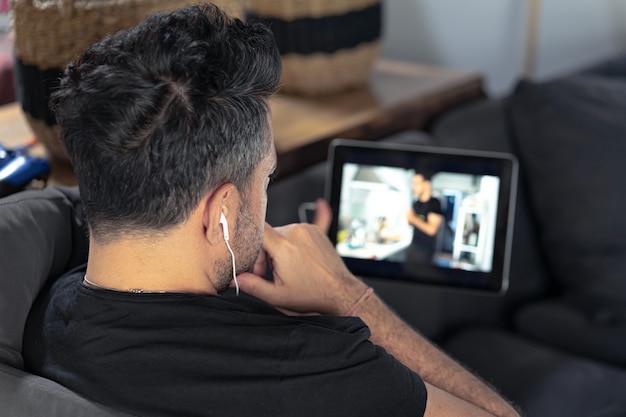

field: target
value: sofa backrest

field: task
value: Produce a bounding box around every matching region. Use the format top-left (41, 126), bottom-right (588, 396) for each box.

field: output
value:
top-left (0, 186), bottom-right (88, 369)
top-left (507, 75), bottom-right (626, 301)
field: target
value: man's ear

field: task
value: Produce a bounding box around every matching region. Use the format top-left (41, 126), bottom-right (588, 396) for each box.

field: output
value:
top-left (202, 183), bottom-right (238, 245)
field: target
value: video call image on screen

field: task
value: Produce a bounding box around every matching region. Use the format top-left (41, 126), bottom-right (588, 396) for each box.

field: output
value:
top-left (336, 163), bottom-right (500, 273)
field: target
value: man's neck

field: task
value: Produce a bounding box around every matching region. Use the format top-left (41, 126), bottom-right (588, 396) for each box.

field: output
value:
top-left (85, 233), bottom-right (219, 295)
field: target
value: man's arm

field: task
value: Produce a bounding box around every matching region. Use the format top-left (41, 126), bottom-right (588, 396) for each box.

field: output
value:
top-left (237, 223), bottom-right (520, 417)
top-left (406, 210), bottom-right (443, 236)
top-left (357, 288), bottom-right (520, 417)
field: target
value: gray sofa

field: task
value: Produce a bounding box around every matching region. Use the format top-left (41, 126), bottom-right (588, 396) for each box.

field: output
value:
top-left (266, 58), bottom-right (626, 416)
top-left (431, 68), bottom-right (626, 416)
top-left (0, 187), bottom-right (133, 416)
top-left (2, 57), bottom-right (626, 416)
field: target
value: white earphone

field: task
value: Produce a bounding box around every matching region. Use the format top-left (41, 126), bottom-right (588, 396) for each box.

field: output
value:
top-left (220, 212), bottom-right (239, 295)
top-left (219, 212), bottom-right (230, 241)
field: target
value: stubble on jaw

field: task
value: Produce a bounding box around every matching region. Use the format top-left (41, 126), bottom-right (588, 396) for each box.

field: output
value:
top-left (213, 199), bottom-right (263, 293)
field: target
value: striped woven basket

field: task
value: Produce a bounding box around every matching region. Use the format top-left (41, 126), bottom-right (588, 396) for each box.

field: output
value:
top-left (247, 0), bottom-right (382, 96)
top-left (10, 0), bottom-right (244, 182)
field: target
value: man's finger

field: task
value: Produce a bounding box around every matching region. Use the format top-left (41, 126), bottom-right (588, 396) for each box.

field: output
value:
top-left (236, 272), bottom-right (284, 304)
top-left (261, 223), bottom-right (292, 257)
top-left (261, 222), bottom-right (281, 248)
top-left (251, 250), bottom-right (267, 277)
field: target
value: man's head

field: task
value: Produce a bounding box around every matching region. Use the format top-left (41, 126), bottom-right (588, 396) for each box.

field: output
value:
top-left (52, 4), bottom-right (281, 246)
top-left (412, 174), bottom-right (428, 199)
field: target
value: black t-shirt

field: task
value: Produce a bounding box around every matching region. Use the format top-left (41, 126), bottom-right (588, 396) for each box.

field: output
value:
top-left (410, 197), bottom-right (443, 251)
top-left (24, 267), bottom-right (427, 417)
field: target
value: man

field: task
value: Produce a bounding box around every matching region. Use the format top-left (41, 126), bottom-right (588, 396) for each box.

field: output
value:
top-left (24, 5), bottom-right (519, 417)
top-left (406, 173), bottom-right (444, 266)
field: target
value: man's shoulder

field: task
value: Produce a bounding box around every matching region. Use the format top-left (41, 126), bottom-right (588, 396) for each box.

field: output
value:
top-left (428, 196), bottom-right (443, 213)
top-left (34, 266), bottom-right (85, 314)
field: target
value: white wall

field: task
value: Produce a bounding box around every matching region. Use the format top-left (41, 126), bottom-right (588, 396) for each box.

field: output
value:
top-left (380, 0), bottom-right (626, 96)
top-left (534, 0), bottom-right (626, 79)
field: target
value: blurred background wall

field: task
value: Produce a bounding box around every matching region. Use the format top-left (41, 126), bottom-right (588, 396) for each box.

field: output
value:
top-left (380, 0), bottom-right (626, 96)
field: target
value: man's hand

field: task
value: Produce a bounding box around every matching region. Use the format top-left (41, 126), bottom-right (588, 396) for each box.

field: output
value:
top-left (238, 219), bottom-right (520, 417)
top-left (236, 223), bottom-right (367, 315)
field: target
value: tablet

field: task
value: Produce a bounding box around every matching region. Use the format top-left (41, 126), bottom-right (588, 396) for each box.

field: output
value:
top-left (326, 139), bottom-right (518, 293)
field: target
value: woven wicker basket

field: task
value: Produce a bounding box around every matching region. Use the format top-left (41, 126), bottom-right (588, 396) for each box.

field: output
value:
top-left (247, 0), bottom-right (381, 96)
top-left (12, 0), bottom-right (245, 69)
top-left (10, 0), bottom-right (244, 182)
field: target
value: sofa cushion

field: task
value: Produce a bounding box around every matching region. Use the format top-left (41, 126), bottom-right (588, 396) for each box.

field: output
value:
top-left (516, 295), bottom-right (626, 367)
top-left (445, 328), bottom-right (626, 417)
top-left (507, 75), bottom-right (626, 300)
top-left (580, 53), bottom-right (626, 79)
top-left (0, 186), bottom-right (87, 369)
top-left (0, 362), bottom-right (133, 417)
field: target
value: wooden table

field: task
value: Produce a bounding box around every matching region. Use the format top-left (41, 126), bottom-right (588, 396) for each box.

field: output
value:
top-left (1, 60), bottom-right (483, 184)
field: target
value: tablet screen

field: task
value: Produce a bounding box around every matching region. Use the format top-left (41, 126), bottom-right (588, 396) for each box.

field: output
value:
top-left (327, 139), bottom-right (518, 293)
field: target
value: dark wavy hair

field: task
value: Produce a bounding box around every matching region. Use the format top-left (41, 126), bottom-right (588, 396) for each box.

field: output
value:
top-left (51, 4), bottom-right (281, 242)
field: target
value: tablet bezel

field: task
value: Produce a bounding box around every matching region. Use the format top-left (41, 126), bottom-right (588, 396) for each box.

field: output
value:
top-left (326, 139), bottom-right (518, 294)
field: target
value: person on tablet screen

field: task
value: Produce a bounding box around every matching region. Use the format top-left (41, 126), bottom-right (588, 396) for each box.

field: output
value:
top-left (406, 173), bottom-right (444, 265)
